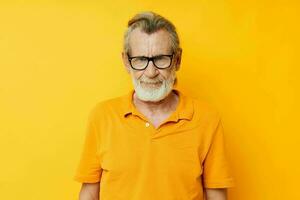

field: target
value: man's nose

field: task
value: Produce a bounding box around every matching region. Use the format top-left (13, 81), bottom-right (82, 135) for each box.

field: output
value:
top-left (144, 60), bottom-right (159, 78)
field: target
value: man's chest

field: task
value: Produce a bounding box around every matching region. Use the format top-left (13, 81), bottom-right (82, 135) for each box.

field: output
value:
top-left (98, 121), bottom-right (206, 182)
top-left (137, 102), bottom-right (179, 129)
top-left (143, 112), bottom-right (172, 129)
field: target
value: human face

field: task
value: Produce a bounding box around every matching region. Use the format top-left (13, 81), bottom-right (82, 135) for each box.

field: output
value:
top-left (122, 28), bottom-right (182, 102)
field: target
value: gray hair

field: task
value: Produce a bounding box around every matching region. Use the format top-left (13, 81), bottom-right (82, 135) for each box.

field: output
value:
top-left (123, 11), bottom-right (181, 55)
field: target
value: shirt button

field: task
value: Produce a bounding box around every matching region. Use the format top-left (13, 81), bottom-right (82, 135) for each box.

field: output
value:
top-left (145, 122), bottom-right (150, 127)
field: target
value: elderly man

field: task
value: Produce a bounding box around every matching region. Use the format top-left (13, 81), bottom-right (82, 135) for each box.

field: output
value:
top-left (74, 11), bottom-right (235, 200)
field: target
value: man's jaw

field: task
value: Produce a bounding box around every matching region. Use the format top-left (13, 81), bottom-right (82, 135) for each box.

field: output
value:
top-left (140, 80), bottom-right (162, 89)
top-left (131, 70), bottom-right (176, 102)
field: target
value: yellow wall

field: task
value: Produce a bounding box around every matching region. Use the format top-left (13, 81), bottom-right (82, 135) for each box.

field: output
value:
top-left (0, 0), bottom-right (299, 199)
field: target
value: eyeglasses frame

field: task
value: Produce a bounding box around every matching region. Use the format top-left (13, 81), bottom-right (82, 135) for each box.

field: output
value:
top-left (127, 53), bottom-right (174, 71)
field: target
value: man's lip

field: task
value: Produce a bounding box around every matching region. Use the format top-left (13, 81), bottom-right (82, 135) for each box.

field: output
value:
top-left (141, 81), bottom-right (162, 84)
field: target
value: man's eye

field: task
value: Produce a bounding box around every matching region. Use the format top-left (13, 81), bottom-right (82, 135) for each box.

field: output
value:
top-left (137, 57), bottom-right (147, 61)
top-left (154, 55), bottom-right (164, 59)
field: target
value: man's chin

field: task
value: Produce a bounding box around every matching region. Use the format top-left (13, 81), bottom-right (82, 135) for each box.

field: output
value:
top-left (141, 83), bottom-right (162, 90)
top-left (140, 84), bottom-right (161, 91)
top-left (134, 86), bottom-right (174, 102)
top-left (136, 94), bottom-right (165, 103)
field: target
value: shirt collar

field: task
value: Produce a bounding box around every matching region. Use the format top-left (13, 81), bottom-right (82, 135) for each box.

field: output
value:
top-left (122, 88), bottom-right (194, 122)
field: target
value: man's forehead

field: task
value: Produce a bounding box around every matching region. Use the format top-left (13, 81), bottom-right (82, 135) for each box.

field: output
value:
top-left (128, 28), bottom-right (173, 55)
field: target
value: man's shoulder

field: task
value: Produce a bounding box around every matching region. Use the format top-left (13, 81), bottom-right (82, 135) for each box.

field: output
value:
top-left (88, 92), bottom-right (128, 116)
top-left (184, 94), bottom-right (221, 121)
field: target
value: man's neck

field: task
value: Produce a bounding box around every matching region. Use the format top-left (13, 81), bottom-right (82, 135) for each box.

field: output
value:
top-left (133, 90), bottom-right (179, 115)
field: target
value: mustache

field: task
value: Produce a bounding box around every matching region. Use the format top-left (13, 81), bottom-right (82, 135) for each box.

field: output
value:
top-left (139, 77), bottom-right (163, 84)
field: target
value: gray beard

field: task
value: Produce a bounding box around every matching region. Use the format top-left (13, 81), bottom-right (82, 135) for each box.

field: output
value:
top-left (131, 71), bottom-right (176, 102)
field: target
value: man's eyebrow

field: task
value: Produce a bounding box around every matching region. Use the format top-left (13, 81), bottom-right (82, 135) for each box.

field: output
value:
top-left (131, 53), bottom-right (172, 57)
top-left (153, 54), bottom-right (171, 57)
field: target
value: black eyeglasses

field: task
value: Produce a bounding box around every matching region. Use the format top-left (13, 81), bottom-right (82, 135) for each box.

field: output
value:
top-left (127, 53), bottom-right (174, 70)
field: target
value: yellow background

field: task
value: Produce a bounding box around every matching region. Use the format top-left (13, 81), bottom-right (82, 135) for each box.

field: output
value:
top-left (0, 0), bottom-right (299, 199)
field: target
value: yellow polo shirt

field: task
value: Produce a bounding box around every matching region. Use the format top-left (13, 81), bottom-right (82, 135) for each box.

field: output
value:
top-left (73, 88), bottom-right (235, 199)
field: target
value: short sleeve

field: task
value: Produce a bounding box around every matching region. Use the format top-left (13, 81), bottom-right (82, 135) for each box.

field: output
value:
top-left (73, 106), bottom-right (102, 183)
top-left (202, 114), bottom-right (235, 188)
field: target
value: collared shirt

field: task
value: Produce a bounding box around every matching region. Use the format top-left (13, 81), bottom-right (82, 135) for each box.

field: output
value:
top-left (73, 88), bottom-right (235, 200)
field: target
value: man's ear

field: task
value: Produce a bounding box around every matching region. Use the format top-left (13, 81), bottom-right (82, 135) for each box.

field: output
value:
top-left (175, 48), bottom-right (182, 71)
top-left (122, 51), bottom-right (130, 74)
